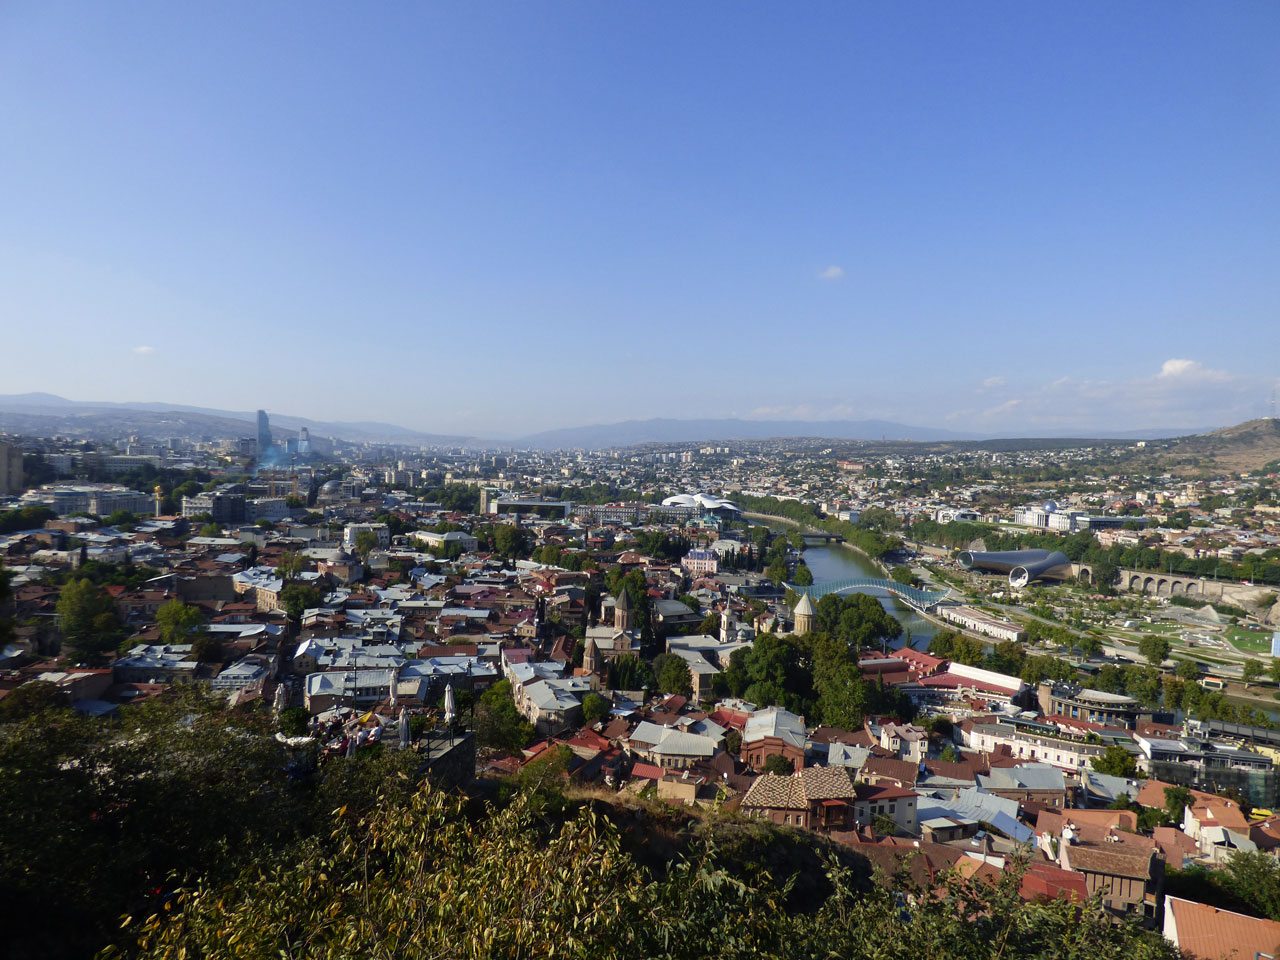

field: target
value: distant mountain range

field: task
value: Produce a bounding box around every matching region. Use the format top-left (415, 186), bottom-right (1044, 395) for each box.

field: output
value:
top-left (512, 417), bottom-right (1200, 450)
top-left (0, 394), bottom-right (1207, 450)
top-left (0, 394), bottom-right (477, 447)
top-left (514, 418), bottom-right (981, 448)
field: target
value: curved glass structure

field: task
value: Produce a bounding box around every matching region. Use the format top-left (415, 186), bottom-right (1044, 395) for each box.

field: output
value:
top-left (958, 549), bottom-right (1072, 587)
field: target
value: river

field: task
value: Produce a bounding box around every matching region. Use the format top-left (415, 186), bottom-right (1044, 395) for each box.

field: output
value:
top-left (781, 536), bottom-right (938, 651)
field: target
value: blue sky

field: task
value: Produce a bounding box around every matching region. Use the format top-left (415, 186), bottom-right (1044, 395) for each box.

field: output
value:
top-left (2, 2), bottom-right (1277, 438)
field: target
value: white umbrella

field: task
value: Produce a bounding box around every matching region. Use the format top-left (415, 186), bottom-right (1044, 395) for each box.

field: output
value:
top-left (443, 683), bottom-right (456, 726)
top-left (399, 706), bottom-right (410, 748)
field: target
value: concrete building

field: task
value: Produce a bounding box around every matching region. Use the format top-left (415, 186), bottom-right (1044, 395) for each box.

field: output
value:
top-left (247, 498), bottom-right (290, 522)
top-left (0, 440), bottom-right (23, 495)
top-left (936, 604), bottom-right (1025, 642)
top-left (741, 706), bottom-right (807, 773)
top-left (680, 548), bottom-right (719, 578)
top-left (21, 483), bottom-right (152, 517)
top-left (343, 522), bottom-right (390, 551)
top-left (410, 529), bottom-right (479, 553)
top-left (1037, 682), bottom-right (1144, 729)
top-left (182, 488), bottom-right (247, 524)
top-left (209, 659), bottom-right (269, 693)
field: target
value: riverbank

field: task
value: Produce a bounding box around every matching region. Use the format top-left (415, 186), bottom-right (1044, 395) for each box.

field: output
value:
top-left (743, 511), bottom-right (890, 577)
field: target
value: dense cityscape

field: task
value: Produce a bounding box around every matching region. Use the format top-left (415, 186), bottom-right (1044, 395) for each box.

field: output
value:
top-left (6, 3), bottom-right (1279, 958)
top-left (3, 410), bottom-right (1280, 957)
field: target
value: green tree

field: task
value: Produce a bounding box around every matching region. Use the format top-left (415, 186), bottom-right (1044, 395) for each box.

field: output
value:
top-left (515, 744), bottom-right (573, 812)
top-left (763, 753), bottom-right (795, 776)
top-left (765, 557), bottom-right (788, 586)
top-left (1074, 633), bottom-right (1103, 658)
top-left (0, 680), bottom-right (70, 720)
top-left (1165, 785), bottom-right (1192, 824)
top-left (0, 686), bottom-right (426, 960)
top-left (492, 524), bottom-right (528, 560)
top-left (793, 562), bottom-right (814, 586)
top-left (580, 692), bottom-right (611, 726)
top-left (814, 660), bottom-right (868, 730)
top-left (1219, 851), bottom-right (1280, 921)
top-left (277, 706), bottom-right (310, 737)
top-left (0, 564), bottom-right (13, 650)
top-left (604, 654), bottom-right (653, 692)
top-left (1242, 659), bottom-right (1263, 687)
top-left (723, 646), bottom-right (751, 698)
top-left (1175, 658), bottom-right (1202, 682)
top-left (837, 593), bottom-right (903, 650)
top-left (56, 578), bottom-right (121, 665)
top-left (279, 582), bottom-right (324, 621)
top-left (656, 654), bottom-right (693, 698)
top-left (889, 566), bottom-right (920, 588)
top-left (104, 509), bottom-right (139, 530)
top-left (1091, 745), bottom-right (1137, 778)
top-left (740, 633), bottom-right (807, 713)
top-left (353, 529), bottom-right (380, 559)
top-left (275, 550), bottom-right (307, 579)
top-left (116, 778), bottom-right (1186, 960)
top-left (872, 813), bottom-right (898, 836)
top-left (156, 599), bottom-right (203, 646)
top-left (1139, 634), bottom-right (1171, 667)
top-left (723, 728), bottom-right (742, 755)
top-left (190, 631), bottom-right (223, 663)
top-left (0, 504), bottom-right (55, 535)
top-left (477, 679), bottom-right (535, 754)
top-left (1269, 657), bottom-right (1280, 685)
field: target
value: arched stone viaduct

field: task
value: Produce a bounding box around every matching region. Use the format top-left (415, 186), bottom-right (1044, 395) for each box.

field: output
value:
top-left (1070, 562), bottom-right (1272, 606)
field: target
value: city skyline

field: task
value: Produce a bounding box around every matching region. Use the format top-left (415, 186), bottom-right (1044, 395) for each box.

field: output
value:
top-left (3, 3), bottom-right (1277, 435)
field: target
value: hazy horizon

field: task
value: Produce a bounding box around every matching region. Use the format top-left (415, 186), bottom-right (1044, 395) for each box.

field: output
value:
top-left (3, 4), bottom-right (1277, 436)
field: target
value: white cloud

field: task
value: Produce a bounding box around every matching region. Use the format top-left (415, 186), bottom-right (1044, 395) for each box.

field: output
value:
top-left (981, 376), bottom-right (1005, 389)
top-left (980, 399), bottom-right (1022, 419)
top-left (1158, 358), bottom-right (1198, 378)
top-left (818, 265), bottom-right (845, 281)
top-left (1156, 357), bottom-right (1232, 382)
top-left (131, 345), bottom-right (156, 356)
top-left (959, 359), bottom-right (1261, 432)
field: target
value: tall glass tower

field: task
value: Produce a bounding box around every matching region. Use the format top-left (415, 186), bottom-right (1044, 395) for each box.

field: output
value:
top-left (256, 410), bottom-right (272, 457)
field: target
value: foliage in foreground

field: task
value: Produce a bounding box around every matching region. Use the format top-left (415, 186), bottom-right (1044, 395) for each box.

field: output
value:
top-left (113, 781), bottom-right (1182, 960)
top-left (0, 688), bottom-right (417, 960)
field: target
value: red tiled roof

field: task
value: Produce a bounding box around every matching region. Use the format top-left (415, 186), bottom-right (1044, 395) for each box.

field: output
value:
top-left (1020, 862), bottom-right (1088, 903)
top-left (1166, 896), bottom-right (1280, 960)
top-left (631, 762), bottom-right (664, 781)
top-left (855, 783), bottom-right (917, 802)
top-left (860, 756), bottom-right (919, 787)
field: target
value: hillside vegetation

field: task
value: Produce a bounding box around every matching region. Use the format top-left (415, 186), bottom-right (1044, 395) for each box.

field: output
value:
top-left (111, 781), bottom-right (1182, 960)
top-left (1, 689), bottom-right (1183, 960)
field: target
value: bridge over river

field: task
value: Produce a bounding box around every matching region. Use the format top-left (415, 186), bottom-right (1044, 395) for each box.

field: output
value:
top-left (788, 576), bottom-right (951, 613)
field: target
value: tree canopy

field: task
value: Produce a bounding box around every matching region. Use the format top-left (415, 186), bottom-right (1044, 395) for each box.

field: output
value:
top-left (56, 578), bottom-right (124, 665)
top-left (115, 778), bottom-right (1183, 960)
top-left (477, 680), bottom-right (535, 753)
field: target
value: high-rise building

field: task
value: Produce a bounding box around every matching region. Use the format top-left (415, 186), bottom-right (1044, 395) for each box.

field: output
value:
top-left (256, 410), bottom-right (272, 458)
top-left (0, 440), bottom-right (23, 495)
top-left (297, 427), bottom-right (310, 456)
